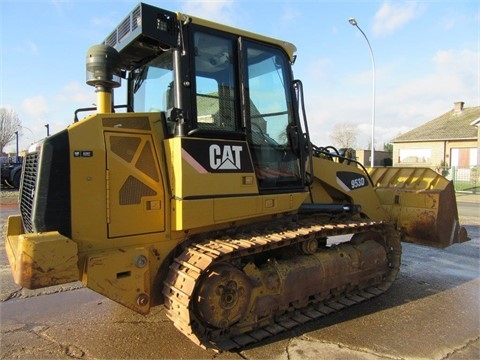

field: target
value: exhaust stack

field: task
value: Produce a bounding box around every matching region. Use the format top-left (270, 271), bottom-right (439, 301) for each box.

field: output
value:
top-left (86, 44), bottom-right (121, 113)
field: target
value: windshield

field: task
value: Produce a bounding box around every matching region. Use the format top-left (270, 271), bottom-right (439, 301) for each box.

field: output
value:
top-left (132, 51), bottom-right (174, 113)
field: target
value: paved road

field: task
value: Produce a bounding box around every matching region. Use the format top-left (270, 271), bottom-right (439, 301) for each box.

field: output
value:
top-left (1, 192), bottom-right (478, 359)
top-left (456, 201), bottom-right (479, 217)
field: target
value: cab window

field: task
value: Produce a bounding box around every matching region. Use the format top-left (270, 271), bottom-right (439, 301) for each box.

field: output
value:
top-left (244, 41), bottom-right (303, 191)
top-left (193, 31), bottom-right (237, 132)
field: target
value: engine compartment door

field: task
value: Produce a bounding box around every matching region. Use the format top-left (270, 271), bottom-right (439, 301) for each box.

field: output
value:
top-left (105, 132), bottom-right (165, 238)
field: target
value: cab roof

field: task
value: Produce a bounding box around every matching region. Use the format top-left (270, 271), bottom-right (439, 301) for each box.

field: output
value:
top-left (103, 2), bottom-right (297, 69)
top-left (181, 12), bottom-right (297, 62)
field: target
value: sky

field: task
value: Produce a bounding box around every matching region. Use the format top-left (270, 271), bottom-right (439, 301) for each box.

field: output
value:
top-left (1, 0), bottom-right (479, 153)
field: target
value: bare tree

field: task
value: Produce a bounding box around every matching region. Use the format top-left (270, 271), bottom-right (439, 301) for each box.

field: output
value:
top-left (0, 108), bottom-right (22, 154)
top-left (329, 122), bottom-right (357, 149)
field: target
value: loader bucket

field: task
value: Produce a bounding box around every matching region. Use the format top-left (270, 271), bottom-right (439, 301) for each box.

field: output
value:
top-left (368, 167), bottom-right (468, 249)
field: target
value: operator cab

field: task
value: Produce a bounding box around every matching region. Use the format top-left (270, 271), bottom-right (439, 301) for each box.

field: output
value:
top-left (108, 3), bottom-right (308, 194)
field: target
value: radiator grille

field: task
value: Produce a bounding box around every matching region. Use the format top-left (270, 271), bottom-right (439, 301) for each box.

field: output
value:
top-left (119, 176), bottom-right (156, 205)
top-left (136, 141), bottom-right (159, 181)
top-left (110, 136), bottom-right (140, 163)
top-left (19, 152), bottom-right (39, 233)
top-left (131, 5), bottom-right (141, 31)
top-left (105, 4), bottom-right (142, 48)
top-left (102, 3), bottom-right (178, 70)
top-left (117, 13), bottom-right (132, 43)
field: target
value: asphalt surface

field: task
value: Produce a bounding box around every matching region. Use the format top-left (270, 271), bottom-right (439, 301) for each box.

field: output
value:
top-left (0, 189), bottom-right (478, 359)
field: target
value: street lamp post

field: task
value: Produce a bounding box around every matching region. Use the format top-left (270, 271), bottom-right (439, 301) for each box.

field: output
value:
top-left (348, 17), bottom-right (376, 167)
top-left (15, 131), bottom-right (19, 161)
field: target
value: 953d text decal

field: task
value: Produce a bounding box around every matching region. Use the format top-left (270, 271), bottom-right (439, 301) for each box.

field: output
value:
top-left (336, 171), bottom-right (368, 192)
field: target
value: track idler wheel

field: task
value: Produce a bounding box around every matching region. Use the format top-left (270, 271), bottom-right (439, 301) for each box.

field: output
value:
top-left (194, 264), bottom-right (252, 329)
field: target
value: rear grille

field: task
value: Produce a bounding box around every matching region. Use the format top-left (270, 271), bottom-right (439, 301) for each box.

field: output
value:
top-left (20, 152), bottom-right (39, 233)
top-left (18, 130), bottom-right (71, 237)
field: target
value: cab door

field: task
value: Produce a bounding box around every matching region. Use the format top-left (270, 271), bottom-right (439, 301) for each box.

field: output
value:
top-left (242, 40), bottom-right (305, 194)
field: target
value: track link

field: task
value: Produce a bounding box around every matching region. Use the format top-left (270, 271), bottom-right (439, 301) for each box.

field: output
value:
top-left (163, 217), bottom-right (401, 350)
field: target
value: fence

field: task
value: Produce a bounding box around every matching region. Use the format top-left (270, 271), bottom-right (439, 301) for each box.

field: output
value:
top-left (447, 166), bottom-right (479, 193)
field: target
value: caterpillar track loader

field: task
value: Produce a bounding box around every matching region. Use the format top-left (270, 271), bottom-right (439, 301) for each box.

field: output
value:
top-left (5, 3), bottom-right (468, 350)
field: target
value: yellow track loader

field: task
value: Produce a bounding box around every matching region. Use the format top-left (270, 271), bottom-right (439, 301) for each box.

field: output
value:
top-left (5, 3), bottom-right (467, 350)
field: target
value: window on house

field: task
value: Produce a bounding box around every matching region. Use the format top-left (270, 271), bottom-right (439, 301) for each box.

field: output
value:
top-left (398, 149), bottom-right (431, 164)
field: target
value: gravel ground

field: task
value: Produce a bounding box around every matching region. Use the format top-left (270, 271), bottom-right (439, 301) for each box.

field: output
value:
top-left (0, 188), bottom-right (19, 205)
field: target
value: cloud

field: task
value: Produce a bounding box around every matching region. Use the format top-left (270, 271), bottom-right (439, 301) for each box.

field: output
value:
top-left (279, 5), bottom-right (301, 30)
top-left (25, 40), bottom-right (39, 55)
top-left (179, 0), bottom-right (236, 24)
top-left (307, 58), bottom-right (332, 81)
top-left (373, 47), bottom-right (478, 143)
top-left (56, 82), bottom-right (96, 104)
top-left (304, 46), bottom-right (478, 148)
top-left (49, 0), bottom-right (73, 14)
top-left (386, 48), bottom-right (477, 107)
top-left (90, 16), bottom-right (118, 30)
top-left (22, 96), bottom-right (49, 116)
top-left (373, 1), bottom-right (425, 36)
top-left (11, 40), bottom-right (39, 56)
top-left (434, 49), bottom-right (476, 76)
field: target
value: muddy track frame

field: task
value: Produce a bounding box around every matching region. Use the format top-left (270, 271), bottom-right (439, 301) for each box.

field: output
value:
top-left (163, 217), bottom-right (402, 351)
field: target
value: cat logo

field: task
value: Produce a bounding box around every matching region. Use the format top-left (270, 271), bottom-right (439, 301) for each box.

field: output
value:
top-left (181, 139), bottom-right (253, 173)
top-left (209, 144), bottom-right (243, 170)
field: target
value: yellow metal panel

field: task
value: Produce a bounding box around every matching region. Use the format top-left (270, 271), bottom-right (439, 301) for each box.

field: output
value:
top-left (214, 196), bottom-right (262, 222)
top-left (171, 198), bottom-right (214, 230)
top-left (310, 157), bottom-right (387, 220)
top-left (172, 192), bottom-right (308, 231)
top-left (84, 247), bottom-right (151, 314)
top-left (105, 132), bottom-right (165, 238)
top-left (5, 217), bottom-right (78, 289)
top-left (69, 113), bottom-right (168, 246)
top-left (6, 214), bottom-right (23, 236)
top-left (69, 113), bottom-right (110, 249)
top-left (164, 138), bottom-right (259, 199)
top-left (262, 193), bottom-right (301, 213)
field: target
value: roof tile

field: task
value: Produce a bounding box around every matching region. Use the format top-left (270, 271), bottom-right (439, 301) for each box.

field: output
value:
top-left (392, 105), bottom-right (480, 142)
